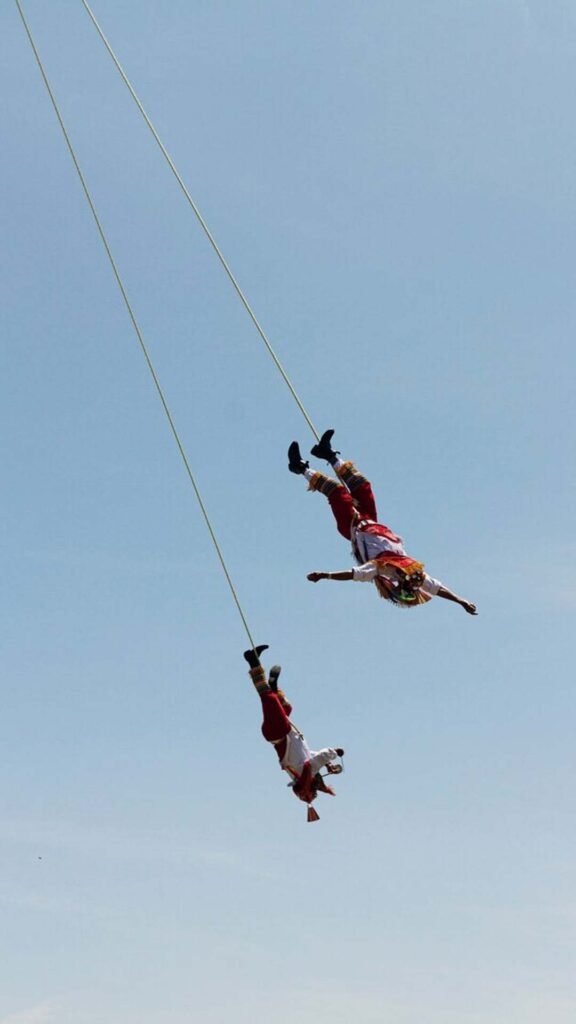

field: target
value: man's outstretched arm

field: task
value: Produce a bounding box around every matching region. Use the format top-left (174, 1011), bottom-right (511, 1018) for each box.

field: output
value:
top-left (310, 748), bottom-right (344, 773)
top-left (307, 570), bottom-right (354, 582)
top-left (436, 585), bottom-right (477, 615)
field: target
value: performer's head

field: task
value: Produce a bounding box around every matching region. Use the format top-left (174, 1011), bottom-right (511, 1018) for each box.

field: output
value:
top-left (397, 566), bottom-right (425, 593)
top-left (292, 777), bottom-right (319, 805)
top-left (292, 772), bottom-right (335, 804)
top-left (393, 565), bottom-right (426, 605)
top-left (374, 562), bottom-right (429, 607)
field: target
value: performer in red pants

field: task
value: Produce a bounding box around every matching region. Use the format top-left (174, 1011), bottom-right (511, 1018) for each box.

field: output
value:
top-left (244, 645), bottom-right (343, 822)
top-left (288, 429), bottom-right (477, 614)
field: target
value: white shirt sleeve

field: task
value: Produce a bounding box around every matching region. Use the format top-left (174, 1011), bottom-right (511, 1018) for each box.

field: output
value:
top-left (421, 574), bottom-right (442, 595)
top-left (351, 562), bottom-right (378, 582)
top-left (309, 748), bottom-right (339, 774)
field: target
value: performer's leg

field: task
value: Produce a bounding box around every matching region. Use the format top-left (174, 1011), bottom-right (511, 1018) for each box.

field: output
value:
top-left (334, 459), bottom-right (378, 520)
top-left (307, 431), bottom-right (379, 521)
top-left (305, 467), bottom-right (355, 540)
top-left (288, 436), bottom-right (375, 536)
top-left (249, 665), bottom-right (270, 696)
top-left (267, 666), bottom-right (291, 713)
top-left (260, 691), bottom-right (291, 744)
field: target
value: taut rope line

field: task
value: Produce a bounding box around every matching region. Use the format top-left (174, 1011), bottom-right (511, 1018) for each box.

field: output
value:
top-left (79, 0), bottom-right (320, 442)
top-left (14, 0), bottom-right (256, 648)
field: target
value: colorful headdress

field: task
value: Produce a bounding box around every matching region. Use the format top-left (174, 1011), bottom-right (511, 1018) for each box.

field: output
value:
top-left (372, 559), bottom-right (431, 608)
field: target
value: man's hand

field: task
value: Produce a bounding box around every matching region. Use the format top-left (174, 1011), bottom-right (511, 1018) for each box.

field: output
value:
top-left (307, 571), bottom-right (325, 582)
top-left (462, 601), bottom-right (477, 615)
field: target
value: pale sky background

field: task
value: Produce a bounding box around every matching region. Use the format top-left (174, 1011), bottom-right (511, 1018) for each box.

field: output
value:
top-left (2, 2), bottom-right (576, 1022)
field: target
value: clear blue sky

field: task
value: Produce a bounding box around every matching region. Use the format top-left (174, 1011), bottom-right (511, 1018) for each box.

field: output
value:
top-left (2, 2), bottom-right (575, 1022)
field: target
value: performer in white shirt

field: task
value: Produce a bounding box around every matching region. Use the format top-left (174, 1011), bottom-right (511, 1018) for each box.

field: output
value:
top-left (288, 429), bottom-right (477, 614)
top-left (244, 645), bottom-right (344, 822)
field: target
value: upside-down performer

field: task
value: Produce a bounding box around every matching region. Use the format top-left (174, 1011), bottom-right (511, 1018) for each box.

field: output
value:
top-left (244, 645), bottom-right (344, 822)
top-left (288, 429), bottom-right (477, 615)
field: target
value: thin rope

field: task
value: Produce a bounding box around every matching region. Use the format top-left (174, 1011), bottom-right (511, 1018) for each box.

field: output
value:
top-left (79, 0), bottom-right (319, 442)
top-left (14, 0), bottom-right (256, 649)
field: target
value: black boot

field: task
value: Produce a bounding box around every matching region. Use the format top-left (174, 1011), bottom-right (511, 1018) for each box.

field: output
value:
top-left (268, 665), bottom-right (282, 692)
top-left (310, 429), bottom-right (340, 465)
top-left (288, 441), bottom-right (309, 475)
top-left (243, 644), bottom-right (269, 669)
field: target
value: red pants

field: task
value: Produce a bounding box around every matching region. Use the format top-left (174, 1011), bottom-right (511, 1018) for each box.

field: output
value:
top-left (328, 478), bottom-right (378, 540)
top-left (260, 691), bottom-right (293, 762)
